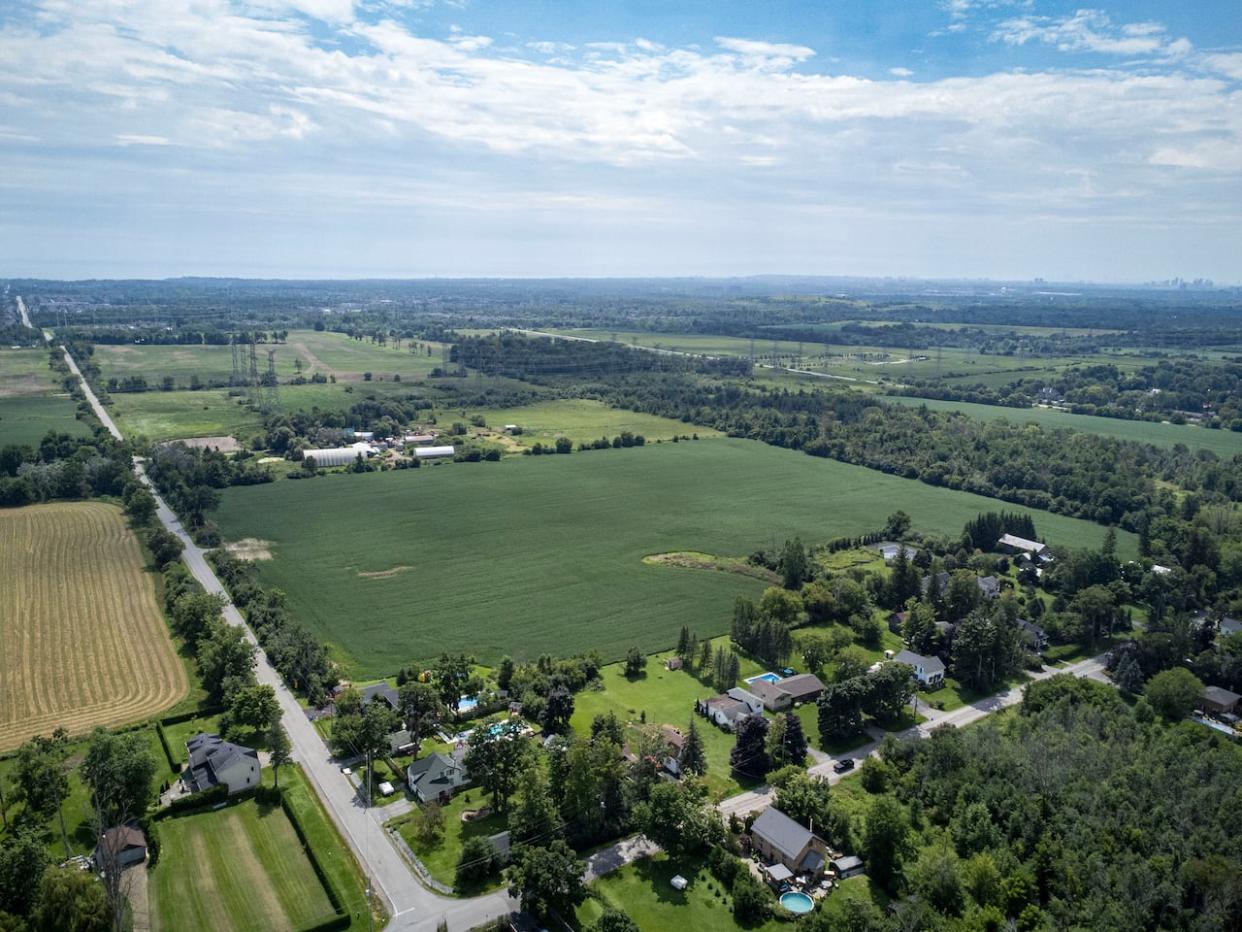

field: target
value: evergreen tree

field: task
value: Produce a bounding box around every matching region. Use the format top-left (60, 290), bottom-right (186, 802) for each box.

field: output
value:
top-left (819, 678), bottom-right (867, 741)
top-left (697, 638), bottom-right (711, 672)
top-left (780, 537), bottom-right (809, 589)
top-left (676, 626), bottom-right (690, 659)
top-left (730, 715), bottom-right (771, 779)
top-left (902, 599), bottom-right (939, 655)
top-left (679, 720), bottom-right (707, 776)
top-left (1112, 653), bottom-right (1144, 695)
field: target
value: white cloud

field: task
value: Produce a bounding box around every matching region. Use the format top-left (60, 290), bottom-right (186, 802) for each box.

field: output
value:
top-left (992, 9), bottom-right (1192, 58)
top-left (115, 133), bottom-right (172, 145)
top-left (890, 67), bottom-right (914, 78)
top-left (713, 36), bottom-right (815, 63)
top-left (1202, 52), bottom-right (1242, 80)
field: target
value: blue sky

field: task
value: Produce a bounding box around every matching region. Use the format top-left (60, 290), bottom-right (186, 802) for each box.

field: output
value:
top-left (0, 0), bottom-right (1240, 281)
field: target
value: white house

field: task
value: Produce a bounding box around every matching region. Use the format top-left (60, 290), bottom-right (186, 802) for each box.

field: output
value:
top-left (726, 687), bottom-right (765, 716)
top-left (893, 649), bottom-right (945, 689)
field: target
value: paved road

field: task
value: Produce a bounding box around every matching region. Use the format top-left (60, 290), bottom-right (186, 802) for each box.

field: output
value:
top-left (718, 654), bottom-right (1111, 819)
top-left (16, 295), bottom-right (32, 329)
top-left (61, 347), bottom-right (517, 931)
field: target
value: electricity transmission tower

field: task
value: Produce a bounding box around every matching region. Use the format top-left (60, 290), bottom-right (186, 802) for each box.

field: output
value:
top-left (248, 341), bottom-right (261, 406)
top-left (263, 349), bottom-right (280, 413)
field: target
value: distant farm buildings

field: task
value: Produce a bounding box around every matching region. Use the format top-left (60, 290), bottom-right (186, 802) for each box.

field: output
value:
top-left (413, 445), bottom-right (455, 459)
top-left (301, 443), bottom-right (376, 468)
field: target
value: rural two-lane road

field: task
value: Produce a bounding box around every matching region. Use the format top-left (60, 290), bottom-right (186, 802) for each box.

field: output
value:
top-left (59, 339), bottom-right (516, 931)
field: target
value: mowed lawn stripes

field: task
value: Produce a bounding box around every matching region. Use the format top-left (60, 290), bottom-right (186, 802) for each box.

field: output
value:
top-left (215, 438), bottom-right (1136, 677)
top-left (150, 801), bottom-right (335, 932)
top-left (0, 502), bottom-right (187, 751)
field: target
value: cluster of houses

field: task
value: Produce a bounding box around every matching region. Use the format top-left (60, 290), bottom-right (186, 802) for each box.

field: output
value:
top-left (696, 673), bottom-right (827, 732)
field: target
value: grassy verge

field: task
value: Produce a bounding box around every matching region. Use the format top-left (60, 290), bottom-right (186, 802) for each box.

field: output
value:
top-left (390, 789), bottom-right (508, 893)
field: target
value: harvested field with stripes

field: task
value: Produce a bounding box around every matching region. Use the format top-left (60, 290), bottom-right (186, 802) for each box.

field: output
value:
top-left (0, 502), bottom-right (187, 750)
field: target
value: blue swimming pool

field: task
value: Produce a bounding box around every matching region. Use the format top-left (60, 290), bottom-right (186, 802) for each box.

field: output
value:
top-left (780, 892), bottom-right (814, 914)
top-left (746, 672), bottom-right (782, 686)
top-left (458, 695), bottom-right (478, 712)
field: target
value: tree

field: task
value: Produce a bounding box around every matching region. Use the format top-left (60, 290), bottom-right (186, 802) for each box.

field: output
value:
top-left (801, 632), bottom-right (839, 675)
top-left (146, 527), bottom-right (184, 568)
top-left (398, 681), bottom-right (443, 755)
top-left (697, 638), bottom-right (711, 672)
top-left (587, 909), bottom-right (640, 932)
top-left (198, 621), bottom-right (255, 703)
top-left (590, 712), bottom-right (624, 747)
top-left (774, 771), bottom-right (833, 831)
top-left (1144, 667), bottom-right (1203, 720)
top-left (410, 801), bottom-right (445, 845)
top-left (511, 767), bottom-right (561, 844)
top-left (865, 663), bottom-right (916, 723)
top-left (122, 485), bottom-right (156, 526)
top-left (464, 723), bottom-right (531, 812)
top-left (541, 687), bottom-right (574, 736)
top-left (455, 835), bottom-right (498, 889)
top-left (760, 586), bottom-right (802, 626)
top-left (902, 600), bottom-right (939, 655)
top-left (885, 510), bottom-right (912, 538)
top-left (268, 720), bottom-right (292, 790)
top-left (780, 537), bottom-right (809, 589)
top-left (624, 647), bottom-right (647, 678)
top-left (945, 570), bottom-right (983, 621)
top-left (730, 714), bottom-right (770, 779)
top-left (676, 626), bottom-right (690, 660)
top-left (911, 843), bottom-right (965, 917)
top-left (434, 653), bottom-right (473, 712)
top-left (81, 728), bottom-right (157, 824)
top-left (731, 872), bottom-right (771, 923)
top-left (864, 796), bottom-right (911, 890)
top-left (29, 865), bottom-right (109, 932)
top-left (507, 840), bottom-right (586, 920)
top-left (819, 678), bottom-right (866, 741)
top-left (497, 656), bottom-right (515, 692)
top-left (766, 712), bottom-right (808, 768)
top-left (888, 546), bottom-right (921, 608)
top-left (634, 781), bottom-right (721, 861)
top-left (1112, 652), bottom-right (1144, 696)
top-left (13, 735), bottom-right (71, 857)
top-left (227, 684), bottom-right (279, 736)
top-left (0, 831), bottom-right (48, 917)
top-left (835, 646), bottom-right (871, 683)
top-left (678, 720), bottom-right (707, 776)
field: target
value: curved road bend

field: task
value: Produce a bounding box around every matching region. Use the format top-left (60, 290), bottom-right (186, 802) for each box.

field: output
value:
top-left (61, 345), bottom-right (516, 931)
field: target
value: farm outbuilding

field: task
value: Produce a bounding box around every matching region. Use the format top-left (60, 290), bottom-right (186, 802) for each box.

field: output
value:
top-left (413, 445), bottom-right (455, 459)
top-left (302, 444), bottom-right (375, 468)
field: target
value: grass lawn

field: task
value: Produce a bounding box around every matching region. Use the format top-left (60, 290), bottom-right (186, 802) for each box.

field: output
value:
top-left (214, 438), bottom-right (1136, 678)
top-left (577, 852), bottom-right (784, 932)
top-left (391, 787), bottom-right (508, 892)
top-left (0, 394), bottom-right (90, 447)
top-left (150, 790), bottom-right (336, 932)
top-left (160, 713), bottom-right (224, 767)
top-left (815, 875), bottom-right (891, 923)
top-left (884, 395), bottom-right (1242, 456)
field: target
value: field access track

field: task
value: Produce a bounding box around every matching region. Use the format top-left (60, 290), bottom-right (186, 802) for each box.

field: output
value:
top-left (0, 501), bottom-right (187, 750)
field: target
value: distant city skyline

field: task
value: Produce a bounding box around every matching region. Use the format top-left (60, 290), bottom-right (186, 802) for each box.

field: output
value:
top-left (0, 0), bottom-right (1239, 282)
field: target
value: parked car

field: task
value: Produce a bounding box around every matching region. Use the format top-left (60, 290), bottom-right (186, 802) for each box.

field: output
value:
top-left (832, 758), bottom-right (855, 774)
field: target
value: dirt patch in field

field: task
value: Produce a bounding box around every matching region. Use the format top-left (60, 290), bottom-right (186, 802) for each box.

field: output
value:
top-left (224, 538), bottom-right (273, 561)
top-left (643, 551), bottom-right (780, 584)
top-left (174, 435), bottom-right (241, 452)
top-left (357, 565), bottom-right (413, 579)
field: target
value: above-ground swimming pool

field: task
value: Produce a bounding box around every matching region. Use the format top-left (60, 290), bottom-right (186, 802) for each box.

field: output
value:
top-left (780, 892), bottom-right (815, 914)
top-left (745, 672), bottom-right (782, 686)
top-left (458, 695), bottom-right (479, 712)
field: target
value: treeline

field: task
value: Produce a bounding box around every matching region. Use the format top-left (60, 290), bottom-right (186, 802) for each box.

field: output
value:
top-left (145, 444), bottom-right (272, 537)
top-left (0, 431), bottom-right (132, 508)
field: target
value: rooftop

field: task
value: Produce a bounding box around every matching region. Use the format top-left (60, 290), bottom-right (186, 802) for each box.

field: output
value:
top-left (752, 806), bottom-right (814, 861)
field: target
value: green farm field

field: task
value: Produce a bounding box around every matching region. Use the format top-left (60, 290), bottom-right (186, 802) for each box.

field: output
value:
top-left (884, 395), bottom-right (1242, 456)
top-left (92, 330), bottom-right (445, 388)
top-left (150, 793), bottom-right (336, 932)
top-left (0, 346), bottom-right (89, 445)
top-left (214, 438), bottom-right (1135, 677)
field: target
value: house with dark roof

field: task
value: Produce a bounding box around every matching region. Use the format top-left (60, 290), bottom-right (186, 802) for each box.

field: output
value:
top-left (698, 695), bottom-right (753, 731)
top-left (407, 749), bottom-right (469, 803)
top-left (660, 725), bottom-right (686, 777)
top-left (750, 807), bottom-right (828, 877)
top-left (1221, 616), bottom-right (1242, 639)
top-left (888, 610), bottom-right (909, 634)
top-left (1017, 619), bottom-right (1048, 652)
top-left (997, 534), bottom-right (1050, 561)
top-left (1201, 685), bottom-right (1242, 717)
top-left (920, 572), bottom-right (950, 596)
top-left (746, 679), bottom-right (792, 713)
top-left (893, 650), bottom-right (945, 689)
top-left (977, 576), bottom-right (1002, 599)
top-left (183, 733), bottom-right (260, 795)
top-left (94, 825), bottom-right (147, 868)
top-left (360, 683), bottom-right (400, 712)
top-left (726, 687), bottom-right (765, 716)
top-left (778, 673), bottom-right (826, 704)
top-left (387, 729), bottom-right (417, 755)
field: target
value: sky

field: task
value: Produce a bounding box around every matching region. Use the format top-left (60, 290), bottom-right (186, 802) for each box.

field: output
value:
top-left (0, 0), bottom-right (1240, 282)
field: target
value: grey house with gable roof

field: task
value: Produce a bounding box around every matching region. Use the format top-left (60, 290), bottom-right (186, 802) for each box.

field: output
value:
top-left (750, 806), bottom-right (828, 877)
top-left (183, 733), bottom-right (260, 795)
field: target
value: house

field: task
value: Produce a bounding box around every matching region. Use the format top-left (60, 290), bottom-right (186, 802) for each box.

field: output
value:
top-left (1222, 616), bottom-right (1242, 638)
top-left (777, 673), bottom-right (826, 704)
top-left (727, 687), bottom-right (765, 716)
top-left (750, 807), bottom-right (828, 877)
top-left (830, 855), bottom-right (865, 880)
top-left (407, 750), bottom-right (469, 803)
top-left (1017, 619), bottom-right (1049, 652)
top-left (665, 657), bottom-right (683, 671)
top-left (660, 725), bottom-right (686, 777)
top-left (1201, 686), bottom-right (1242, 717)
top-left (698, 695), bottom-right (753, 731)
top-left (997, 534), bottom-right (1050, 561)
top-left (741, 680), bottom-right (789, 713)
top-left (977, 576), bottom-right (1002, 599)
top-left (183, 733), bottom-right (260, 795)
top-left (920, 572), bottom-right (950, 596)
top-left (387, 729), bottom-right (417, 755)
top-left (413, 445), bottom-right (455, 459)
top-left (94, 825), bottom-right (147, 869)
top-left (893, 650), bottom-right (945, 689)
top-left (360, 683), bottom-right (399, 712)
top-left (888, 611), bottom-right (908, 634)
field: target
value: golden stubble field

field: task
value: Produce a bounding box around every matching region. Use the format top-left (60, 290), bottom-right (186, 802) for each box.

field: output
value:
top-left (0, 502), bottom-right (187, 750)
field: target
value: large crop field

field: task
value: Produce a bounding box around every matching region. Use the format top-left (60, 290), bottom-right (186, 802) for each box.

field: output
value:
top-left (0, 346), bottom-right (89, 446)
top-left (884, 395), bottom-right (1242, 456)
top-left (215, 439), bottom-right (1134, 677)
top-left (150, 796), bottom-right (336, 932)
top-left (0, 502), bottom-right (187, 750)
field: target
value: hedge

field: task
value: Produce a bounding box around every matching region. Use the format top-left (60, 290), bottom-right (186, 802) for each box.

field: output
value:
top-left (156, 783), bottom-right (236, 819)
top-left (280, 791), bottom-right (350, 929)
top-left (155, 706), bottom-right (226, 775)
